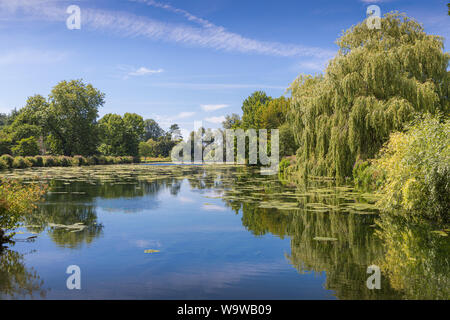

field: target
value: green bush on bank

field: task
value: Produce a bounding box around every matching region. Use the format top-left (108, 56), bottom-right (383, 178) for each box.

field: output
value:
top-left (0, 155), bottom-right (140, 170)
top-left (354, 114), bottom-right (449, 223)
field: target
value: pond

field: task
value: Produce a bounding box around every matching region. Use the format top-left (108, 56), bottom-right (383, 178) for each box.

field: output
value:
top-left (0, 165), bottom-right (448, 299)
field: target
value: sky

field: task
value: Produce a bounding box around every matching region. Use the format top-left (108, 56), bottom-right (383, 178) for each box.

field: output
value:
top-left (0, 0), bottom-right (448, 135)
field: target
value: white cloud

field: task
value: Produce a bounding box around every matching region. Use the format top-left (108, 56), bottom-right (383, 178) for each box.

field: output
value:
top-left (0, 0), bottom-right (335, 59)
top-left (204, 116), bottom-right (226, 124)
top-left (201, 104), bottom-right (229, 112)
top-left (128, 67), bottom-right (164, 76)
top-left (177, 111), bottom-right (196, 118)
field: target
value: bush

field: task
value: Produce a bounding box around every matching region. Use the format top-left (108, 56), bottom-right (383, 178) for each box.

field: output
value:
top-left (353, 160), bottom-right (384, 191)
top-left (12, 156), bottom-right (32, 169)
top-left (97, 155), bottom-right (106, 165)
top-left (43, 156), bottom-right (57, 167)
top-left (33, 156), bottom-right (44, 167)
top-left (57, 156), bottom-right (72, 167)
top-left (71, 155), bottom-right (87, 166)
top-left (0, 159), bottom-right (9, 170)
top-left (0, 180), bottom-right (47, 241)
top-left (373, 114), bottom-right (449, 223)
top-left (87, 156), bottom-right (99, 165)
top-left (0, 155), bottom-right (14, 168)
top-left (24, 156), bottom-right (37, 167)
top-left (105, 156), bottom-right (115, 164)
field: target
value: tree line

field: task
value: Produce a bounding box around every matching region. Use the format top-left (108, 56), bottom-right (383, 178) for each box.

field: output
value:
top-left (0, 80), bottom-right (181, 159)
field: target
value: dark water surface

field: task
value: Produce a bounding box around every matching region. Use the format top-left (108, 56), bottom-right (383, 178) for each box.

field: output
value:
top-left (0, 165), bottom-right (448, 299)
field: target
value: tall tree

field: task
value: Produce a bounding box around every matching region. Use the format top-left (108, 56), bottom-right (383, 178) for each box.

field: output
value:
top-left (144, 119), bottom-right (164, 141)
top-left (289, 12), bottom-right (449, 180)
top-left (122, 113), bottom-right (145, 156)
top-left (241, 91), bottom-right (272, 129)
top-left (46, 80), bottom-right (104, 156)
top-left (222, 113), bottom-right (241, 129)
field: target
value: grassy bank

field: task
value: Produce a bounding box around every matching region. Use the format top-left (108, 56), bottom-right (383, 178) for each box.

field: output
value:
top-left (0, 155), bottom-right (140, 170)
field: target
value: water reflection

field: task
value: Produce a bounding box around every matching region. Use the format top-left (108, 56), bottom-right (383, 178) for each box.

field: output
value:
top-left (0, 165), bottom-right (448, 299)
top-left (0, 247), bottom-right (47, 299)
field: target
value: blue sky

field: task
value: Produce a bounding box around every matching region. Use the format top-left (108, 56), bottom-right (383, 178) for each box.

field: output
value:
top-left (0, 0), bottom-right (448, 135)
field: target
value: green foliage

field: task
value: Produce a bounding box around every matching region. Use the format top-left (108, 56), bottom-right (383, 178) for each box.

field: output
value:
top-left (47, 80), bottom-right (104, 156)
top-left (144, 119), bottom-right (164, 141)
top-left (353, 160), bottom-right (385, 191)
top-left (289, 13), bottom-right (449, 180)
top-left (11, 136), bottom-right (40, 157)
top-left (0, 159), bottom-right (8, 170)
top-left (98, 113), bottom-right (145, 157)
top-left (0, 180), bottom-right (47, 240)
top-left (0, 155), bottom-right (14, 168)
top-left (71, 155), bottom-right (88, 166)
top-left (279, 122), bottom-right (298, 157)
top-left (222, 114), bottom-right (241, 129)
top-left (241, 91), bottom-right (272, 129)
top-left (12, 156), bottom-right (32, 169)
top-left (372, 114), bottom-right (449, 222)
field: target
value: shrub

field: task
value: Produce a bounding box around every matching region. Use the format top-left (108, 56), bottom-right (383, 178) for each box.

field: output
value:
top-left (12, 156), bottom-right (32, 169)
top-left (57, 156), bottom-right (72, 167)
top-left (0, 155), bottom-right (14, 168)
top-left (105, 156), bottom-right (115, 164)
top-left (0, 159), bottom-right (9, 170)
top-left (0, 180), bottom-right (47, 241)
top-left (71, 155), bottom-right (87, 166)
top-left (43, 156), bottom-right (57, 167)
top-left (25, 156), bottom-right (37, 167)
top-left (373, 114), bottom-right (449, 223)
top-left (98, 155), bottom-right (106, 165)
top-left (353, 160), bottom-right (384, 191)
top-left (87, 156), bottom-right (99, 165)
top-left (33, 156), bottom-right (44, 167)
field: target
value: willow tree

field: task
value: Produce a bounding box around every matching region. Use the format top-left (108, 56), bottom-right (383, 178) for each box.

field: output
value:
top-left (289, 12), bottom-right (449, 180)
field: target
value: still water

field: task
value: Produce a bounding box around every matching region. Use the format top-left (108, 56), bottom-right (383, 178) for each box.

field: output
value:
top-left (0, 165), bottom-right (448, 299)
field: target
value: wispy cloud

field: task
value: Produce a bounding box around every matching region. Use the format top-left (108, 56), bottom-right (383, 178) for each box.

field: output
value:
top-left (128, 67), bottom-right (164, 76)
top-left (204, 116), bottom-right (226, 124)
top-left (0, 0), bottom-right (335, 59)
top-left (177, 111), bottom-right (196, 119)
top-left (201, 104), bottom-right (229, 112)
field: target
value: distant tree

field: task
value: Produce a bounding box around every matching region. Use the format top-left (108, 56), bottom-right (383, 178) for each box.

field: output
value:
top-left (98, 114), bottom-right (126, 156)
top-left (169, 124), bottom-right (182, 140)
top-left (144, 119), bottom-right (164, 141)
top-left (241, 91), bottom-right (272, 129)
top-left (222, 113), bottom-right (241, 129)
top-left (139, 141), bottom-right (153, 158)
top-left (122, 113), bottom-right (145, 156)
top-left (98, 113), bottom-right (144, 157)
top-left (46, 80), bottom-right (104, 156)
